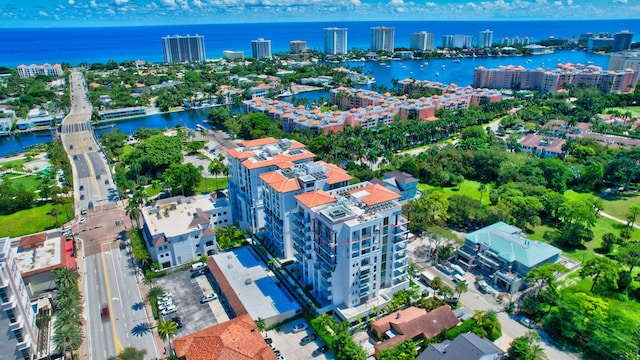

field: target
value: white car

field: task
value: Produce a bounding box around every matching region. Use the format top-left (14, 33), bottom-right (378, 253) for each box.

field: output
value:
top-left (78, 217), bottom-right (86, 224)
top-left (292, 323), bottom-right (308, 333)
top-left (160, 305), bottom-right (177, 315)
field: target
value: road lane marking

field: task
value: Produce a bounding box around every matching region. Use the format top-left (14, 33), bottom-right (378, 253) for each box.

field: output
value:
top-left (101, 245), bottom-right (124, 355)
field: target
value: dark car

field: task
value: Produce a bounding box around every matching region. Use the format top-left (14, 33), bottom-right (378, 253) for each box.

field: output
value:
top-left (171, 317), bottom-right (183, 329)
top-left (312, 345), bottom-right (329, 357)
top-left (300, 333), bottom-right (317, 346)
top-left (101, 305), bottom-right (109, 319)
top-left (264, 338), bottom-right (273, 345)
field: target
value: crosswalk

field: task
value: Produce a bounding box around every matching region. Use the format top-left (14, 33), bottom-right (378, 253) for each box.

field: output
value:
top-left (61, 122), bottom-right (92, 133)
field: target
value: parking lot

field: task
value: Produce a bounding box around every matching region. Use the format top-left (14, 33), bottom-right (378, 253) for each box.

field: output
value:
top-left (152, 269), bottom-right (221, 336)
top-left (262, 320), bottom-right (335, 360)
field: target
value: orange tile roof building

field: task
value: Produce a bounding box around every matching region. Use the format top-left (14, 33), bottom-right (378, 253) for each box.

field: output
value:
top-left (242, 85), bottom-right (501, 134)
top-left (473, 63), bottom-right (639, 94)
top-left (227, 138), bottom-right (315, 233)
top-left (173, 314), bottom-right (277, 360)
top-left (260, 161), bottom-right (352, 259)
top-left (371, 306), bottom-right (460, 356)
top-left (292, 181), bottom-right (412, 322)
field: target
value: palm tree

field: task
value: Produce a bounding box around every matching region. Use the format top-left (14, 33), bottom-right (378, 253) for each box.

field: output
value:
top-left (54, 311), bottom-right (81, 331)
top-left (53, 268), bottom-right (79, 289)
top-left (146, 286), bottom-right (164, 304)
top-left (157, 319), bottom-right (178, 357)
top-left (126, 204), bottom-right (142, 229)
top-left (430, 276), bottom-right (444, 290)
top-left (455, 281), bottom-right (469, 299)
top-left (478, 183), bottom-right (487, 204)
top-left (53, 323), bottom-right (83, 358)
top-left (255, 317), bottom-right (266, 334)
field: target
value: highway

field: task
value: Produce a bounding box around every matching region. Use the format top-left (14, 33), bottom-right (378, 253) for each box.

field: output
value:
top-left (62, 70), bottom-right (158, 359)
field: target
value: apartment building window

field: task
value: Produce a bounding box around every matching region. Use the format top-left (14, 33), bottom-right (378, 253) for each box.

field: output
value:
top-left (0, 287), bottom-right (8, 303)
top-left (13, 329), bottom-right (23, 343)
top-left (6, 308), bottom-right (16, 323)
top-left (20, 348), bottom-right (30, 360)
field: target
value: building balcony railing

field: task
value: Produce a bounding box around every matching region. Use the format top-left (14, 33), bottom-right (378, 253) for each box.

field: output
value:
top-left (9, 314), bottom-right (24, 332)
top-left (294, 253), bottom-right (304, 263)
top-left (1, 293), bottom-right (17, 311)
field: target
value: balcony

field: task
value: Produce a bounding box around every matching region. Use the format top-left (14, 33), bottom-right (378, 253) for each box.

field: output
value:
top-left (1, 293), bottom-right (16, 311)
top-left (9, 314), bottom-right (24, 332)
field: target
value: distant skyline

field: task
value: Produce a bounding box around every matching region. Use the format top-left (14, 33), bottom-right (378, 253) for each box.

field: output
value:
top-left (1, 0), bottom-right (638, 28)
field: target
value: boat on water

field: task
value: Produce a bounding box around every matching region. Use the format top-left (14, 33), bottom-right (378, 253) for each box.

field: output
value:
top-left (436, 72), bottom-right (440, 76)
top-left (526, 59), bottom-right (533, 63)
top-left (453, 59), bottom-right (461, 63)
top-left (441, 65), bottom-right (446, 70)
top-left (379, 63), bottom-right (387, 66)
top-left (401, 65), bottom-right (406, 69)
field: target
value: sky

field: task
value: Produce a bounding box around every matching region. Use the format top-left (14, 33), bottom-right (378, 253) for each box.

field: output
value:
top-left (1, 0), bottom-right (638, 28)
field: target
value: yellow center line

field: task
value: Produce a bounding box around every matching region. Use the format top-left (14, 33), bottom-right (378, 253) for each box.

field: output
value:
top-left (101, 243), bottom-right (124, 354)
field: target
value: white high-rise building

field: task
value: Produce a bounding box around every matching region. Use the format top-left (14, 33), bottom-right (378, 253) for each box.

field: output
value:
top-left (410, 31), bottom-right (435, 52)
top-left (162, 34), bottom-right (207, 63)
top-left (227, 138), bottom-right (315, 233)
top-left (0, 237), bottom-right (38, 360)
top-left (324, 27), bottom-right (348, 55)
top-left (443, 34), bottom-right (473, 49)
top-left (478, 29), bottom-right (494, 48)
top-left (251, 38), bottom-right (272, 59)
top-left (260, 161), bottom-right (352, 260)
top-left (292, 182), bottom-right (411, 321)
top-left (371, 27), bottom-right (395, 52)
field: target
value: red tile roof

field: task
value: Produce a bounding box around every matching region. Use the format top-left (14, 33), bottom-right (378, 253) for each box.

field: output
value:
top-left (173, 314), bottom-right (277, 360)
top-left (348, 183), bottom-right (400, 206)
top-left (240, 137), bottom-right (279, 148)
top-left (259, 171), bottom-right (301, 193)
top-left (295, 190), bottom-right (336, 208)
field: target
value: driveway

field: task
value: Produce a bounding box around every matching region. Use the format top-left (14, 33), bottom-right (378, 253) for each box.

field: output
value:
top-left (262, 320), bottom-right (335, 360)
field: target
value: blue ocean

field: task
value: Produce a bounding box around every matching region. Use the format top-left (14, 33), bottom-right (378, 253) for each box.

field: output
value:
top-left (1, 20), bottom-right (639, 66)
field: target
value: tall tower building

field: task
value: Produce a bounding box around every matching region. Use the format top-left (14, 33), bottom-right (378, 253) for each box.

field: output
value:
top-left (478, 29), bottom-right (494, 48)
top-left (443, 34), bottom-right (472, 49)
top-left (0, 237), bottom-right (38, 360)
top-left (161, 34), bottom-right (206, 63)
top-left (292, 182), bottom-right (410, 314)
top-left (324, 27), bottom-right (348, 55)
top-left (410, 31), bottom-right (435, 51)
top-left (613, 30), bottom-right (634, 52)
top-left (371, 27), bottom-right (395, 52)
top-left (251, 38), bottom-right (272, 59)
top-left (290, 40), bottom-right (307, 54)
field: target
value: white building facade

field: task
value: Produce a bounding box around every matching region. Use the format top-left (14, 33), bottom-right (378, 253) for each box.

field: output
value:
top-left (292, 182), bottom-right (411, 318)
top-left (324, 27), bottom-right (348, 55)
top-left (227, 138), bottom-right (315, 234)
top-left (260, 161), bottom-right (352, 260)
top-left (16, 64), bottom-right (63, 79)
top-left (251, 38), bottom-right (272, 59)
top-left (410, 31), bottom-right (435, 52)
top-left (371, 27), bottom-right (395, 52)
top-left (162, 34), bottom-right (207, 63)
top-left (141, 193), bottom-right (231, 268)
top-left (0, 237), bottom-right (37, 360)
top-left (477, 29), bottom-right (494, 48)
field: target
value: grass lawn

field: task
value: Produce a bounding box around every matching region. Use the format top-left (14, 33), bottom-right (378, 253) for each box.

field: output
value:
top-left (526, 216), bottom-right (640, 263)
top-left (6, 174), bottom-right (45, 193)
top-left (197, 177), bottom-right (228, 194)
top-left (606, 106), bottom-right (640, 117)
top-left (0, 158), bottom-right (28, 171)
top-left (0, 201), bottom-right (74, 238)
top-left (599, 190), bottom-right (640, 221)
top-left (419, 180), bottom-right (492, 206)
top-left (122, 144), bottom-right (132, 158)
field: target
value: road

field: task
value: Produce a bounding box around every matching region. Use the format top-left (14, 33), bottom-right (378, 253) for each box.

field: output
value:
top-left (61, 70), bottom-right (159, 359)
top-left (85, 243), bottom-right (158, 360)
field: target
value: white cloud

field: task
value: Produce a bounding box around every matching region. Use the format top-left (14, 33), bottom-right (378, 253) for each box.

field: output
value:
top-left (106, 8), bottom-right (115, 14)
top-left (566, 0), bottom-right (573, 4)
top-left (90, 0), bottom-right (98, 7)
top-left (68, 0), bottom-right (75, 4)
top-left (161, 0), bottom-right (178, 7)
top-left (39, 10), bottom-right (49, 16)
top-left (114, 0), bottom-right (129, 4)
top-left (424, 1), bottom-right (436, 5)
top-left (613, 0), bottom-right (627, 3)
top-left (193, 0), bottom-right (206, 7)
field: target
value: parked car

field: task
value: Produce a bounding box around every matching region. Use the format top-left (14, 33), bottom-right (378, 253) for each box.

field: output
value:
top-left (292, 323), bottom-right (307, 333)
top-left (300, 333), bottom-right (317, 346)
top-left (80, 208), bottom-right (87, 215)
top-left (312, 345), bottom-right (329, 357)
top-left (519, 316), bottom-right (534, 328)
top-left (160, 305), bottom-right (177, 316)
top-left (264, 338), bottom-right (273, 345)
top-left (158, 301), bottom-right (174, 311)
top-left (78, 217), bottom-right (86, 224)
top-left (200, 293), bottom-right (217, 303)
top-left (171, 317), bottom-right (183, 329)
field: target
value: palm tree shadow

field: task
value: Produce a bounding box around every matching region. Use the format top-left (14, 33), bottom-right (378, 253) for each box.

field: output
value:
top-left (131, 322), bottom-right (153, 337)
top-left (132, 302), bottom-right (145, 311)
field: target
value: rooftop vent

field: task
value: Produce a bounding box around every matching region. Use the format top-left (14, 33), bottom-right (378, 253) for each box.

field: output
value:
top-left (245, 279), bottom-right (252, 285)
